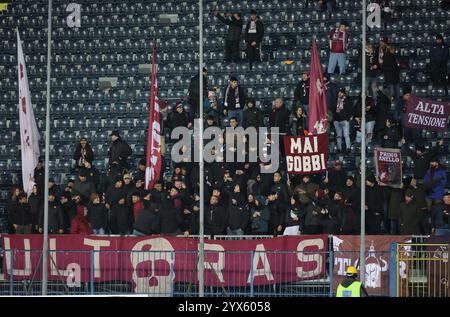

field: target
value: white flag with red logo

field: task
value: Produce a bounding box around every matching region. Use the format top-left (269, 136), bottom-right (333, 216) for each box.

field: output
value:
top-left (308, 37), bottom-right (328, 135)
top-left (17, 30), bottom-right (40, 194)
top-left (145, 46), bottom-right (162, 190)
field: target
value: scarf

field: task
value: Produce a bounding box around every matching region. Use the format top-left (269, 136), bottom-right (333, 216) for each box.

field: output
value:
top-left (224, 84), bottom-right (241, 108)
top-left (336, 96), bottom-right (345, 113)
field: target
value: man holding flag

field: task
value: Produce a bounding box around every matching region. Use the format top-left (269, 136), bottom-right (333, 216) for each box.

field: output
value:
top-left (145, 45), bottom-right (163, 190)
top-left (17, 29), bottom-right (40, 195)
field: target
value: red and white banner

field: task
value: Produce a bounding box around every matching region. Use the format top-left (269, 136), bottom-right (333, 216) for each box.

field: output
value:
top-left (283, 134), bottom-right (328, 174)
top-left (145, 46), bottom-right (162, 190)
top-left (375, 147), bottom-right (402, 188)
top-left (17, 30), bottom-right (40, 194)
top-left (332, 235), bottom-right (413, 296)
top-left (308, 37), bottom-right (328, 135)
top-left (1, 235), bottom-right (328, 293)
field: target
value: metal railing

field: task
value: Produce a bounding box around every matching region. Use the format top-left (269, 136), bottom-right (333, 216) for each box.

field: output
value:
top-left (0, 249), bottom-right (332, 297)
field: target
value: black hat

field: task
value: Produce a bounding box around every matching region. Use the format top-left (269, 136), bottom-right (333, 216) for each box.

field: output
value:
top-left (250, 9), bottom-right (257, 15)
top-left (110, 130), bottom-right (120, 137)
top-left (402, 84), bottom-right (412, 96)
top-left (206, 115), bottom-right (215, 120)
top-left (60, 192), bottom-right (71, 201)
top-left (78, 169), bottom-right (88, 177)
top-left (38, 156), bottom-right (44, 163)
top-left (436, 34), bottom-right (444, 41)
top-left (416, 145), bottom-right (426, 152)
top-left (131, 191), bottom-right (140, 197)
top-left (340, 21), bottom-right (349, 26)
top-left (247, 97), bottom-right (255, 104)
top-left (346, 175), bottom-right (355, 182)
top-left (138, 158), bottom-right (146, 166)
top-left (230, 76), bottom-right (238, 82)
top-left (367, 174), bottom-right (376, 183)
top-left (430, 157), bottom-right (440, 163)
top-left (114, 176), bottom-right (123, 183)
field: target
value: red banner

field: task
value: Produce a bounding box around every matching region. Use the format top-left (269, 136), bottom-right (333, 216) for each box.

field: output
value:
top-left (375, 147), bottom-right (402, 188)
top-left (1, 235), bottom-right (328, 292)
top-left (283, 134), bottom-right (328, 174)
top-left (332, 235), bottom-right (413, 296)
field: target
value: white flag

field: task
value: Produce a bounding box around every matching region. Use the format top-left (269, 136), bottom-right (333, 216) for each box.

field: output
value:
top-left (17, 30), bottom-right (40, 194)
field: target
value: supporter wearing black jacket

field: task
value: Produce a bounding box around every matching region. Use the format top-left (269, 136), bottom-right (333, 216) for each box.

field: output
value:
top-left (269, 98), bottom-right (290, 134)
top-left (302, 190), bottom-right (326, 234)
top-left (87, 193), bottom-right (109, 234)
top-left (323, 192), bottom-right (346, 234)
top-left (188, 68), bottom-right (208, 115)
top-left (28, 184), bottom-right (42, 232)
top-left (226, 193), bottom-right (249, 235)
top-left (160, 188), bottom-right (183, 236)
top-left (109, 197), bottom-right (132, 235)
top-left (60, 193), bottom-right (78, 233)
top-left (182, 194), bottom-right (200, 235)
top-left (33, 159), bottom-right (45, 192)
top-left (39, 193), bottom-right (64, 234)
top-left (325, 160), bottom-right (347, 195)
top-left (73, 137), bottom-right (94, 168)
top-left (271, 171), bottom-right (290, 205)
top-left (429, 34), bottom-right (449, 90)
top-left (105, 178), bottom-right (128, 210)
top-left (215, 11), bottom-right (243, 62)
top-left (150, 182), bottom-right (165, 204)
top-left (289, 106), bottom-right (308, 136)
top-left (168, 103), bottom-right (193, 130)
top-left (205, 195), bottom-right (227, 236)
top-left (242, 97), bottom-right (264, 129)
top-left (108, 131), bottom-right (132, 168)
top-left (11, 193), bottom-right (33, 234)
top-left (382, 117), bottom-right (400, 148)
top-left (245, 9), bottom-right (264, 69)
top-left (267, 192), bottom-right (287, 236)
top-left (133, 201), bottom-right (161, 236)
top-left (284, 197), bottom-right (303, 233)
top-left (365, 176), bottom-right (384, 234)
top-left (294, 71), bottom-right (310, 110)
top-left (402, 140), bottom-right (443, 179)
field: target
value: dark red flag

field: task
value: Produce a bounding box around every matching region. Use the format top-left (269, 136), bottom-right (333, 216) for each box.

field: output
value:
top-left (308, 37), bottom-right (328, 134)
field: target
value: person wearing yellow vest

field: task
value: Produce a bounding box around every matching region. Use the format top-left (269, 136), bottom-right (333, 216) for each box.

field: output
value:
top-left (336, 266), bottom-right (369, 297)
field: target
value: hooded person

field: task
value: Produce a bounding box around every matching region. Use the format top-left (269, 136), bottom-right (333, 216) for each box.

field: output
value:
top-left (109, 196), bottom-right (133, 235)
top-left (242, 97), bottom-right (264, 129)
top-left (108, 130), bottom-right (132, 168)
top-left (70, 205), bottom-right (93, 235)
top-left (429, 33), bottom-right (449, 91)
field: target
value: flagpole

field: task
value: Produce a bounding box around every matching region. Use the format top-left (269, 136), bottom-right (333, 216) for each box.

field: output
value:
top-left (360, 0), bottom-right (367, 283)
top-left (42, 0), bottom-right (53, 295)
top-left (198, 0), bottom-right (205, 298)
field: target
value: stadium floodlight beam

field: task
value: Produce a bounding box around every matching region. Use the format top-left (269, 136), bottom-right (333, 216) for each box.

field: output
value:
top-left (198, 0), bottom-right (205, 298)
top-left (360, 0), bottom-right (367, 284)
top-left (42, 0), bottom-right (53, 296)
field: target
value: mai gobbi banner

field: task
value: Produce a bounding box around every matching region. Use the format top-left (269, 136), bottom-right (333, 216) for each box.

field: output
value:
top-left (374, 147), bottom-right (402, 188)
top-left (283, 134), bottom-right (328, 174)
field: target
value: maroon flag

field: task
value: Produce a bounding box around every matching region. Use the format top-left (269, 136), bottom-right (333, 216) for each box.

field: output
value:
top-left (145, 46), bottom-right (162, 190)
top-left (403, 94), bottom-right (450, 132)
top-left (308, 37), bottom-right (328, 134)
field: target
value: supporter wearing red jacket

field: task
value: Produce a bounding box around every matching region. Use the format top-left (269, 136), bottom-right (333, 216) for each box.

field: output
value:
top-left (132, 192), bottom-right (145, 222)
top-left (70, 205), bottom-right (93, 234)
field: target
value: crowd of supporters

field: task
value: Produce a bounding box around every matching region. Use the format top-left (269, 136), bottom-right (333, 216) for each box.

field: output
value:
top-left (5, 8), bottom-right (450, 237)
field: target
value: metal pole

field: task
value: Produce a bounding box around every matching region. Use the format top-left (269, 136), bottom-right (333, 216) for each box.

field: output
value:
top-left (42, 0), bottom-right (52, 295)
top-left (198, 0), bottom-right (205, 298)
top-left (360, 0), bottom-right (367, 284)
